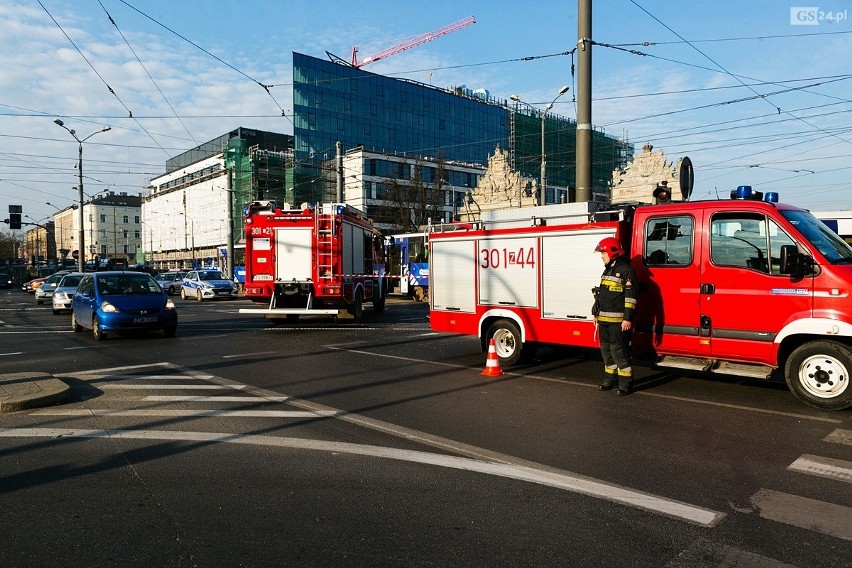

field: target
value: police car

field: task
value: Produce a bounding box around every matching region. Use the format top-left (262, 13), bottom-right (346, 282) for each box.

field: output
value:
top-left (179, 269), bottom-right (238, 301)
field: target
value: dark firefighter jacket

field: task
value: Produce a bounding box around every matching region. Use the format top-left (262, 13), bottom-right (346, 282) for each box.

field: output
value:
top-left (592, 257), bottom-right (637, 324)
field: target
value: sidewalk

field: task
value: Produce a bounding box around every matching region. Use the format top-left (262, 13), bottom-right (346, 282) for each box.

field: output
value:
top-left (0, 372), bottom-right (70, 413)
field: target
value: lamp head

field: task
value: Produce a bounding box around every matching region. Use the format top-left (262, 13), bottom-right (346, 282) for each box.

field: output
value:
top-left (509, 95), bottom-right (520, 102)
top-left (54, 119), bottom-right (64, 126)
top-left (558, 85), bottom-right (570, 95)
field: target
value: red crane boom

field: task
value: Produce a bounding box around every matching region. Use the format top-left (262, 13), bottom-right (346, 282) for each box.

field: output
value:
top-left (351, 16), bottom-right (476, 68)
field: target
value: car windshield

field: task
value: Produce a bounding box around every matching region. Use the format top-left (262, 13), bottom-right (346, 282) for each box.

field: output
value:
top-left (199, 271), bottom-right (226, 281)
top-left (781, 210), bottom-right (852, 264)
top-left (97, 274), bottom-right (160, 295)
top-left (58, 275), bottom-right (83, 288)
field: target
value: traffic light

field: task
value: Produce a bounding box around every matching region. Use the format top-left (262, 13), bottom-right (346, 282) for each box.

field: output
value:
top-left (9, 212), bottom-right (21, 229)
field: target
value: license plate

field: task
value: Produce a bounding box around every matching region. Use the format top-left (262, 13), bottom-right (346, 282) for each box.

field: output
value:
top-left (216, 291), bottom-right (230, 295)
top-left (133, 316), bottom-right (158, 323)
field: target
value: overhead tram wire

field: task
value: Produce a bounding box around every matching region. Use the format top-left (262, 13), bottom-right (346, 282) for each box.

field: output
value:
top-left (118, 0), bottom-right (292, 127)
top-left (628, 0), bottom-right (852, 150)
top-left (37, 0), bottom-right (170, 156)
top-left (97, 0), bottom-right (197, 145)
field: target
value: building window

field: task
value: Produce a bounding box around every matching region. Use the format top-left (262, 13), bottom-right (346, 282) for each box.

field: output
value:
top-left (100, 229), bottom-right (107, 238)
top-left (100, 214), bottom-right (106, 222)
top-left (134, 230), bottom-right (141, 239)
top-left (123, 215), bottom-right (129, 224)
top-left (134, 216), bottom-right (140, 223)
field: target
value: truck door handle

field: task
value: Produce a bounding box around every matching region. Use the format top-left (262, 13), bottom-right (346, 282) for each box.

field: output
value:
top-left (701, 283), bottom-right (715, 294)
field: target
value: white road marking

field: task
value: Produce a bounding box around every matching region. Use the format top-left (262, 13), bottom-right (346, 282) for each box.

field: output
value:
top-left (750, 489), bottom-right (852, 541)
top-left (222, 351), bottom-right (278, 358)
top-left (0, 426), bottom-right (724, 527)
top-left (788, 454), bottom-right (852, 483)
top-left (142, 395), bottom-right (289, 402)
top-left (101, 385), bottom-right (232, 390)
top-left (825, 429), bottom-right (852, 446)
top-left (29, 409), bottom-right (339, 418)
top-left (0, 352), bottom-right (23, 356)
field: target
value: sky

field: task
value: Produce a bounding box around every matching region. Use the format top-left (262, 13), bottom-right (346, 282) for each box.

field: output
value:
top-left (2, 0), bottom-right (852, 229)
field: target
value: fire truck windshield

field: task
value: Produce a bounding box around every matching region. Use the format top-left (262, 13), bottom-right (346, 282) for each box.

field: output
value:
top-left (782, 210), bottom-right (852, 264)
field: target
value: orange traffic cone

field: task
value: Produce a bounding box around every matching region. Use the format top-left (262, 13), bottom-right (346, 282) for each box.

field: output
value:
top-left (481, 338), bottom-right (504, 377)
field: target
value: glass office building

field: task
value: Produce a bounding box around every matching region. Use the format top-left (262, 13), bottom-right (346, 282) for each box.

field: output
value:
top-left (292, 52), bottom-right (628, 204)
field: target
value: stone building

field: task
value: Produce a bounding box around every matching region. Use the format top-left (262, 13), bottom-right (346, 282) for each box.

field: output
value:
top-left (611, 143), bottom-right (683, 203)
top-left (460, 146), bottom-right (537, 221)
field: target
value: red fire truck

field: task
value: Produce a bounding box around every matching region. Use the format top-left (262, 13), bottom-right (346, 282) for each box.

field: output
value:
top-left (428, 187), bottom-right (852, 410)
top-left (239, 201), bottom-right (387, 322)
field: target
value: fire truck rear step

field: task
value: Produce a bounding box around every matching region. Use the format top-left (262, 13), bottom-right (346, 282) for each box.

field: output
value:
top-left (656, 356), bottom-right (773, 379)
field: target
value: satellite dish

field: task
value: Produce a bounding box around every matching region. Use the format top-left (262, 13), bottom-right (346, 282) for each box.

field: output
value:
top-left (679, 157), bottom-right (694, 201)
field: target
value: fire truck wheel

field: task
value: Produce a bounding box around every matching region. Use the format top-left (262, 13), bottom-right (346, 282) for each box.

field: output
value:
top-left (784, 341), bottom-right (852, 410)
top-left (373, 293), bottom-right (386, 313)
top-left (348, 289), bottom-right (364, 321)
top-left (487, 319), bottom-right (527, 366)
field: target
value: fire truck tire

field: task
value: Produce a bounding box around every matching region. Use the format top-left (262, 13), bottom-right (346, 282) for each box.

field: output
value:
top-left (373, 293), bottom-right (386, 313)
top-left (348, 289), bottom-right (364, 321)
top-left (784, 341), bottom-right (852, 410)
top-left (487, 319), bottom-right (529, 366)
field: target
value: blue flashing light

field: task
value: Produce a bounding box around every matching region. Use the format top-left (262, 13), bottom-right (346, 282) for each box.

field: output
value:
top-left (764, 192), bottom-right (779, 203)
top-left (336, 205), bottom-right (346, 215)
top-left (735, 185), bottom-right (753, 199)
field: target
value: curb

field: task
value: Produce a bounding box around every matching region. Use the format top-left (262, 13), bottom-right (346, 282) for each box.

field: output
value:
top-left (0, 372), bottom-right (71, 413)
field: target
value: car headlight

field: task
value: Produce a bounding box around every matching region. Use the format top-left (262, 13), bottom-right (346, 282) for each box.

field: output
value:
top-left (55, 291), bottom-right (67, 300)
top-left (165, 299), bottom-right (176, 310)
top-left (100, 301), bottom-right (120, 313)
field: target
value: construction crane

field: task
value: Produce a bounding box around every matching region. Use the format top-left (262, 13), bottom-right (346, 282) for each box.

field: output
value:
top-left (350, 16), bottom-right (475, 68)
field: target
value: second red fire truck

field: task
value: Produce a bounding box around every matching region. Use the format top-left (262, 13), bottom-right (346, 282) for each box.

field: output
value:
top-left (239, 201), bottom-right (387, 322)
top-left (428, 187), bottom-right (852, 410)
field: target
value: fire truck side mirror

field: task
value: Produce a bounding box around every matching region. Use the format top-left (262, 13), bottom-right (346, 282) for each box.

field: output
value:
top-left (779, 245), bottom-right (813, 277)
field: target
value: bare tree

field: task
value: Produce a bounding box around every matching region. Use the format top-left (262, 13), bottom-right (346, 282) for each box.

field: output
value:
top-left (377, 157), bottom-right (448, 232)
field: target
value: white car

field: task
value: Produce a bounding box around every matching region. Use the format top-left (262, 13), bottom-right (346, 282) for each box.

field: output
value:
top-left (180, 269), bottom-right (238, 301)
top-left (51, 272), bottom-right (86, 314)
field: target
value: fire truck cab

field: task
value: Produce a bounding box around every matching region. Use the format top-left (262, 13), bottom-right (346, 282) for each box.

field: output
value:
top-left (428, 187), bottom-right (852, 410)
top-left (240, 200), bottom-right (387, 322)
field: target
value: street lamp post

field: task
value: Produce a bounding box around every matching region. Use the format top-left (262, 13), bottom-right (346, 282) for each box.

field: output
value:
top-left (54, 119), bottom-right (111, 272)
top-left (510, 86), bottom-right (570, 206)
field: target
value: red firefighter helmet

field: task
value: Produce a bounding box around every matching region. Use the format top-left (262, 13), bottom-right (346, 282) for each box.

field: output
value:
top-left (595, 237), bottom-right (624, 259)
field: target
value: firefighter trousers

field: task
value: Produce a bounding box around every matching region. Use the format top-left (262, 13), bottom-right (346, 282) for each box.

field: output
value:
top-left (599, 322), bottom-right (632, 387)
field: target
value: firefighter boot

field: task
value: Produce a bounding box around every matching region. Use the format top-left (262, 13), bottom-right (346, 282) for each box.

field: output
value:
top-left (598, 367), bottom-right (617, 391)
top-left (616, 369), bottom-right (633, 396)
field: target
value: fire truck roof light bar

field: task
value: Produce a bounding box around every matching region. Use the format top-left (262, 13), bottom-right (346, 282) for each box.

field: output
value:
top-left (731, 185), bottom-right (779, 203)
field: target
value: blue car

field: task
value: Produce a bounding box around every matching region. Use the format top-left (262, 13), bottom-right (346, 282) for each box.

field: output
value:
top-left (71, 271), bottom-right (178, 340)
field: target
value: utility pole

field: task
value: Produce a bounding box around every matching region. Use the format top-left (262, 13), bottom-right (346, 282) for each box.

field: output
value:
top-left (336, 141), bottom-right (344, 203)
top-left (226, 169), bottom-right (234, 281)
top-left (575, 0), bottom-right (592, 202)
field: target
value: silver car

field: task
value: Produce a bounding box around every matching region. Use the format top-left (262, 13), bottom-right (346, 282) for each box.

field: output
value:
top-left (35, 273), bottom-right (66, 305)
top-left (51, 272), bottom-right (86, 314)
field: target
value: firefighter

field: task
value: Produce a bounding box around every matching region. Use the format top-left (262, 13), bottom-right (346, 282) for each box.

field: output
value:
top-left (592, 237), bottom-right (637, 395)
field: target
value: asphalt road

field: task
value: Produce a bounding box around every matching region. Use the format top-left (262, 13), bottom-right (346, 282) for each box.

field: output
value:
top-left (0, 287), bottom-right (850, 567)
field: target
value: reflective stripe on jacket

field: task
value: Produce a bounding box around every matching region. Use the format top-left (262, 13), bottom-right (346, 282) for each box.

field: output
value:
top-left (593, 257), bottom-right (636, 323)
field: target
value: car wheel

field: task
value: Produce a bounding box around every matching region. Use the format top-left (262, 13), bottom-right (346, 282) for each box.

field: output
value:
top-left (52, 308), bottom-right (60, 315)
top-left (163, 325), bottom-right (177, 338)
top-left (92, 316), bottom-right (106, 341)
top-left (180, 287), bottom-right (187, 300)
top-left (196, 289), bottom-right (203, 302)
top-left (168, 285), bottom-right (175, 295)
top-left (71, 312), bottom-right (82, 332)
top-left (36, 299), bottom-right (43, 305)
